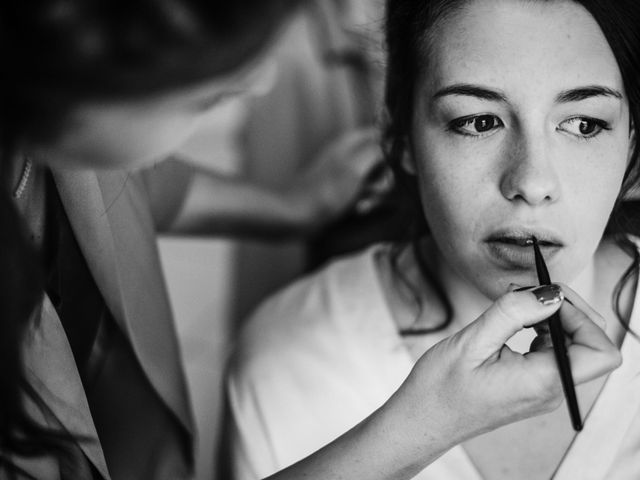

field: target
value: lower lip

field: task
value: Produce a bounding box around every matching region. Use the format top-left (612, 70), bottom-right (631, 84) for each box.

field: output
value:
top-left (485, 241), bottom-right (561, 269)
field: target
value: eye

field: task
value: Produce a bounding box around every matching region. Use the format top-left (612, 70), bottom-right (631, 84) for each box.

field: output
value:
top-left (557, 117), bottom-right (610, 139)
top-left (449, 114), bottom-right (504, 137)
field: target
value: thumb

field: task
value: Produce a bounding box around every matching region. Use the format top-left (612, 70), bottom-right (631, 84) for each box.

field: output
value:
top-left (460, 285), bottom-right (564, 361)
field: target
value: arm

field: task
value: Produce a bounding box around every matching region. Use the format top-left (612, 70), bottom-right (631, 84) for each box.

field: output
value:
top-left (162, 127), bottom-right (384, 239)
top-left (265, 285), bottom-right (621, 480)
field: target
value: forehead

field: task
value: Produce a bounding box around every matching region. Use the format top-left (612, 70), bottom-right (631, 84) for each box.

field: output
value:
top-left (421, 0), bottom-right (622, 95)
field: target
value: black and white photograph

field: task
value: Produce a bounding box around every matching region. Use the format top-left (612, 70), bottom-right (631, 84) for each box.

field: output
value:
top-left (1, 1), bottom-right (638, 479)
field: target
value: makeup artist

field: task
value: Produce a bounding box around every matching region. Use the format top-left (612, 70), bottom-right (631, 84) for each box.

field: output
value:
top-left (0, 1), bottom-right (621, 479)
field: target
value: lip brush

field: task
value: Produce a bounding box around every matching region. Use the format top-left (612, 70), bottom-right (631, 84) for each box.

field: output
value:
top-left (532, 236), bottom-right (583, 431)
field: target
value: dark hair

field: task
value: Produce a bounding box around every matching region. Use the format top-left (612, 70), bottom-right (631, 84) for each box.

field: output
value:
top-left (383, 0), bottom-right (640, 334)
top-left (1, 0), bottom-right (305, 146)
top-left (0, 0), bottom-right (303, 469)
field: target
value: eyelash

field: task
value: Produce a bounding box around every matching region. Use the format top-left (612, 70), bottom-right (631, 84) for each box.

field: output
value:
top-left (447, 114), bottom-right (504, 139)
top-left (557, 116), bottom-right (612, 141)
top-left (447, 114), bottom-right (612, 141)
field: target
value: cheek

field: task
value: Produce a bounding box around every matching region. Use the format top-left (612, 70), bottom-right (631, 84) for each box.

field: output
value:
top-left (42, 106), bottom-right (202, 170)
top-left (413, 135), bottom-right (488, 239)
top-left (412, 147), bottom-right (494, 290)
top-left (568, 143), bottom-right (628, 232)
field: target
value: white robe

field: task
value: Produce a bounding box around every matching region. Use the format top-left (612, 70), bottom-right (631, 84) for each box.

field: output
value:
top-left (227, 244), bottom-right (640, 480)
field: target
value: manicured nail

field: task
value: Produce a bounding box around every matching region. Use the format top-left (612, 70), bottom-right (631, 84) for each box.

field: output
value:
top-left (532, 284), bottom-right (563, 305)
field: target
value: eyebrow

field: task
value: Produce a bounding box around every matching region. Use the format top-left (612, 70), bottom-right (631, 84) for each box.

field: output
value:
top-left (433, 83), bottom-right (623, 103)
top-left (433, 84), bottom-right (507, 102)
top-left (555, 86), bottom-right (623, 103)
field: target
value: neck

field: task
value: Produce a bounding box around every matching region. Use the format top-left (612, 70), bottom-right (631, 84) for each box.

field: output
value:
top-left (565, 256), bottom-right (598, 301)
top-left (390, 238), bottom-right (492, 332)
top-left (428, 242), bottom-right (493, 330)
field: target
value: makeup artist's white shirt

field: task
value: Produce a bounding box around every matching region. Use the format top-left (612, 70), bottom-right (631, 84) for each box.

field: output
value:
top-left (226, 243), bottom-right (640, 480)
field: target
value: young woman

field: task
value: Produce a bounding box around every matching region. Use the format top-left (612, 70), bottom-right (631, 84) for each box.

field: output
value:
top-left (0, 0), bottom-right (619, 479)
top-left (227, 0), bottom-right (640, 478)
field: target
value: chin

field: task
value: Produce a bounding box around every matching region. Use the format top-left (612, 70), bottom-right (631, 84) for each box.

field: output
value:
top-left (466, 265), bottom-right (540, 301)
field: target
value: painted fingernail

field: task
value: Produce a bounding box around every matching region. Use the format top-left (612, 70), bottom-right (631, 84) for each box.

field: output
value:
top-left (532, 284), bottom-right (564, 305)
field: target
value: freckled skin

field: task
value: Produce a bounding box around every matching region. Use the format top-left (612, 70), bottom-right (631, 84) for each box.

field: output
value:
top-left (409, 0), bottom-right (631, 305)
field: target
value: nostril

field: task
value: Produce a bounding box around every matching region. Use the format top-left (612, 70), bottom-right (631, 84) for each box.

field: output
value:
top-left (499, 153), bottom-right (560, 205)
top-left (502, 181), bottom-right (557, 205)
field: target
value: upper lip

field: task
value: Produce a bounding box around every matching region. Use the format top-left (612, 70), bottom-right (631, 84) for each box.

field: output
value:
top-left (485, 227), bottom-right (564, 247)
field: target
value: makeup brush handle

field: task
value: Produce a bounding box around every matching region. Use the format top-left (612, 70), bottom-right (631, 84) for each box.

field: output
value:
top-left (548, 313), bottom-right (583, 431)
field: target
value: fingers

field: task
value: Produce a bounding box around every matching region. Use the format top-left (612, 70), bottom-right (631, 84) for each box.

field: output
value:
top-left (313, 127), bottom-right (379, 174)
top-left (330, 127), bottom-right (381, 177)
top-left (301, 127), bottom-right (384, 221)
top-left (519, 283), bottom-right (606, 353)
top-left (524, 283), bottom-right (621, 384)
top-left (460, 286), bottom-right (564, 362)
top-left (327, 127), bottom-right (395, 215)
top-left (355, 164), bottom-right (394, 214)
top-left (558, 298), bottom-right (622, 384)
top-left (557, 283), bottom-right (606, 330)
top-left (329, 126), bottom-right (378, 152)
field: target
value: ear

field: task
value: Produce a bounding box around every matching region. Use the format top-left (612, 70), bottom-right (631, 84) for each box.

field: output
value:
top-left (400, 148), bottom-right (417, 175)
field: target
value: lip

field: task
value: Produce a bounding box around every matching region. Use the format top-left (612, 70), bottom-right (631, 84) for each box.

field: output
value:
top-left (484, 227), bottom-right (563, 269)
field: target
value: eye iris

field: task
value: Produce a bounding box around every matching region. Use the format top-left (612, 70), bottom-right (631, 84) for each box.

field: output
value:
top-left (474, 115), bottom-right (495, 132)
top-left (579, 119), bottom-right (596, 135)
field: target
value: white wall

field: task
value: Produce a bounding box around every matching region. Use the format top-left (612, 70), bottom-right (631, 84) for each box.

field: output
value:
top-left (158, 98), bottom-right (247, 480)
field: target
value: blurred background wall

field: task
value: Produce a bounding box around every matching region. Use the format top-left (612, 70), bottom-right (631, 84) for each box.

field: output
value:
top-left (157, 2), bottom-right (385, 478)
top-left (159, 98), bottom-right (246, 480)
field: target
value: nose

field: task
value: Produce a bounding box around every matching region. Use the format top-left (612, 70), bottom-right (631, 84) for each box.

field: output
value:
top-left (499, 134), bottom-right (561, 206)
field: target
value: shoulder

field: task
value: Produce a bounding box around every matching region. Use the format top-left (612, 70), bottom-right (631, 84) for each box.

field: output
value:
top-left (228, 244), bottom-right (390, 383)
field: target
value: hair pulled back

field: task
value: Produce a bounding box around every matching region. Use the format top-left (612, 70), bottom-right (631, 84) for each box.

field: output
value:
top-left (383, 0), bottom-right (640, 334)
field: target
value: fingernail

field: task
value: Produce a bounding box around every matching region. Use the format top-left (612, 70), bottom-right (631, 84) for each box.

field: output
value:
top-left (532, 284), bottom-right (564, 305)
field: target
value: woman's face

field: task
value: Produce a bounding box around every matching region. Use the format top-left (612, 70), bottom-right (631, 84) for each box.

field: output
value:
top-left (410, 0), bottom-right (632, 299)
top-left (31, 57), bottom-right (276, 170)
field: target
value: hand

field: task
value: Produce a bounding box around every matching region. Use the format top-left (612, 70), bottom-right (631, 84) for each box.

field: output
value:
top-left (385, 285), bottom-right (621, 455)
top-left (267, 285), bottom-right (620, 480)
top-left (287, 126), bottom-right (391, 229)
